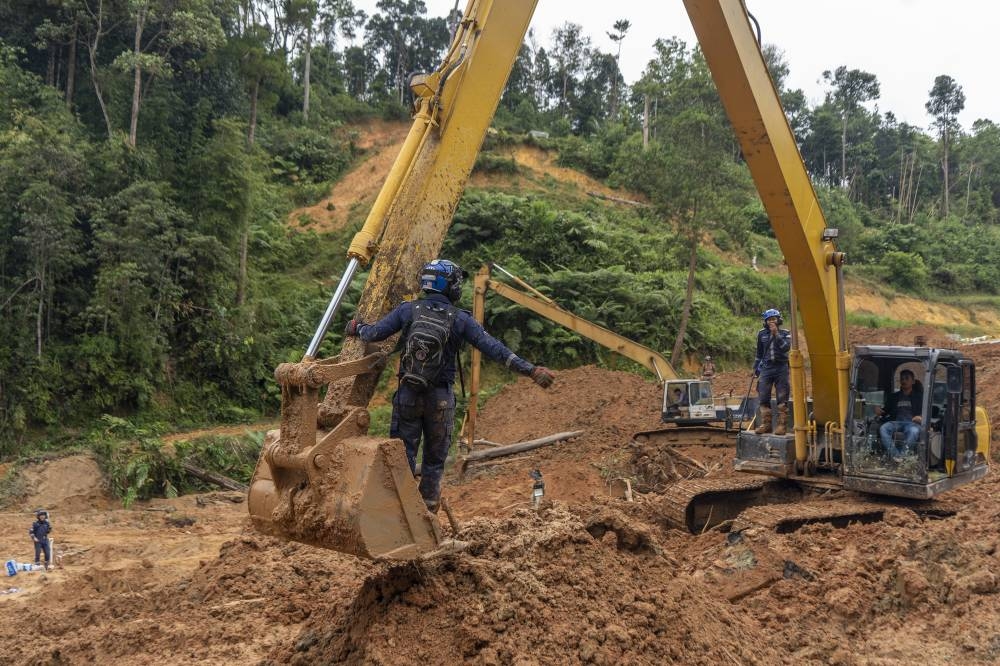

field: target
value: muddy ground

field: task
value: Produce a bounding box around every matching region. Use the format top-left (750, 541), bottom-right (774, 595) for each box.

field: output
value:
top-left (1, 326), bottom-right (999, 665)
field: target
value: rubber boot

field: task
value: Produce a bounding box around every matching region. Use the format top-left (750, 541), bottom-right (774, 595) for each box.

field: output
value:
top-left (774, 404), bottom-right (788, 436)
top-left (754, 406), bottom-right (772, 434)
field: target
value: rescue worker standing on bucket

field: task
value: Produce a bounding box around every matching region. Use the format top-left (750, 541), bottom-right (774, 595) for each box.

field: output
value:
top-left (752, 308), bottom-right (791, 435)
top-left (344, 259), bottom-right (555, 513)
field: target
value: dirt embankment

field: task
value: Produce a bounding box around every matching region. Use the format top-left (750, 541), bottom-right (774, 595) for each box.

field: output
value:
top-left (3, 329), bottom-right (1000, 664)
top-left (286, 121), bottom-right (647, 235)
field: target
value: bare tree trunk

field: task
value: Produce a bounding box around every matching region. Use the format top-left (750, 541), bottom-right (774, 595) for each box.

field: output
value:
top-left (65, 18), bottom-right (77, 108)
top-left (237, 206), bottom-right (249, 306)
top-left (965, 162), bottom-right (975, 217)
top-left (239, 91), bottom-right (257, 307)
top-left (671, 233), bottom-right (698, 366)
top-left (248, 77), bottom-right (259, 146)
top-left (942, 127), bottom-right (950, 216)
top-left (840, 114), bottom-right (848, 190)
top-left (47, 46), bottom-right (56, 86)
top-left (87, 0), bottom-right (114, 141)
top-left (128, 9), bottom-right (146, 148)
top-left (35, 264), bottom-right (46, 358)
top-left (302, 25), bottom-right (311, 122)
top-left (895, 151), bottom-right (906, 224)
top-left (905, 154), bottom-right (918, 220)
top-left (908, 164), bottom-right (924, 224)
top-left (652, 98), bottom-right (658, 141)
top-left (642, 95), bottom-right (650, 150)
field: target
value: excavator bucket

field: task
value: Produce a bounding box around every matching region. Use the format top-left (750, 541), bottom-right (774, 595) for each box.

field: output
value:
top-left (247, 354), bottom-right (460, 560)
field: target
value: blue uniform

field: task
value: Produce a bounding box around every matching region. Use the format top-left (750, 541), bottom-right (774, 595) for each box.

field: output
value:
top-left (29, 518), bottom-right (52, 565)
top-left (356, 292), bottom-right (536, 508)
top-left (753, 326), bottom-right (791, 406)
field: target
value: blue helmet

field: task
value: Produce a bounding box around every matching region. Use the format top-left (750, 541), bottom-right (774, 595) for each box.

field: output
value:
top-left (420, 259), bottom-right (466, 302)
top-left (762, 308), bottom-right (783, 325)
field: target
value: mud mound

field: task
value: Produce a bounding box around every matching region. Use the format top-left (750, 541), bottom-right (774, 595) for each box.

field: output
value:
top-left (448, 367), bottom-right (667, 514)
top-left (476, 366), bottom-right (663, 446)
top-left (18, 454), bottom-right (110, 512)
top-left (270, 502), bottom-right (780, 666)
top-left (0, 517), bottom-right (375, 665)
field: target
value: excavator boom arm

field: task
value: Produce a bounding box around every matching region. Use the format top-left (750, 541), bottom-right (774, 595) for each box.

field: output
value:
top-left (483, 278), bottom-right (677, 381)
top-left (684, 0), bottom-right (847, 424)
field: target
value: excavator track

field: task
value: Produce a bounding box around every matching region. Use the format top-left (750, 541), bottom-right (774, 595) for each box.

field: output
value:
top-left (731, 499), bottom-right (887, 533)
top-left (631, 427), bottom-right (734, 447)
top-left (660, 476), bottom-right (792, 533)
top-left (661, 478), bottom-right (963, 535)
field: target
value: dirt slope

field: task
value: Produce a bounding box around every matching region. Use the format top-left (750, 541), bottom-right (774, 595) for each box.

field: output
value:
top-left (287, 121), bottom-right (646, 234)
top-left (3, 329), bottom-right (1000, 664)
top-left (288, 119), bottom-right (410, 232)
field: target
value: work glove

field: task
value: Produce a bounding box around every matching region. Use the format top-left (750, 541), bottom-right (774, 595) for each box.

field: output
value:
top-left (344, 318), bottom-right (361, 337)
top-left (530, 366), bottom-right (555, 389)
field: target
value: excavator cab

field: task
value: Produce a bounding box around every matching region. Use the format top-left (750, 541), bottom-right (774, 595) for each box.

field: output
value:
top-left (661, 379), bottom-right (752, 427)
top-left (842, 346), bottom-right (990, 498)
top-left (663, 381), bottom-right (713, 422)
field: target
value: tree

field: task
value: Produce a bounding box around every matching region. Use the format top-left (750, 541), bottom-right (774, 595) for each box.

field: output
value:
top-left (115, 0), bottom-right (225, 147)
top-left (622, 43), bottom-right (750, 363)
top-left (548, 22), bottom-right (589, 117)
top-left (303, 0), bottom-right (363, 121)
top-left (958, 120), bottom-right (1000, 222)
top-left (606, 19), bottom-right (630, 120)
top-left (926, 74), bottom-right (965, 217)
top-left (822, 66), bottom-right (880, 191)
top-left (80, 0), bottom-right (117, 141)
top-left (365, 0), bottom-right (448, 105)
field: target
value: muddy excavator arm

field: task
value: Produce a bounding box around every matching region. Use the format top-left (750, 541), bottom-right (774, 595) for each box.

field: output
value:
top-left (247, 0), bottom-right (539, 560)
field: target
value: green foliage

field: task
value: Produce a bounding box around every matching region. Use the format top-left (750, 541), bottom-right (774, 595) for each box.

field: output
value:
top-left (847, 312), bottom-right (908, 329)
top-left (175, 432), bottom-right (264, 486)
top-left (0, 462), bottom-right (28, 509)
top-left (260, 124), bottom-right (353, 184)
top-left (91, 416), bottom-right (180, 508)
top-left (91, 416), bottom-right (265, 503)
top-left (473, 152), bottom-right (519, 175)
top-left (880, 251), bottom-right (929, 293)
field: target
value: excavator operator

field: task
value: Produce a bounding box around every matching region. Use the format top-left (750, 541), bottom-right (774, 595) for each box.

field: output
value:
top-left (875, 369), bottom-right (924, 462)
top-left (753, 308), bottom-right (792, 435)
top-left (344, 259), bottom-right (555, 513)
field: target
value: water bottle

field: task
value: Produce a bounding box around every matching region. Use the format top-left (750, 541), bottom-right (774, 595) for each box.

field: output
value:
top-left (5, 560), bottom-right (17, 577)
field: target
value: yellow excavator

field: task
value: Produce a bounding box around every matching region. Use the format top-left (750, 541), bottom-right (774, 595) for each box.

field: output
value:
top-left (247, 0), bottom-right (991, 558)
top-left (659, 1), bottom-right (991, 532)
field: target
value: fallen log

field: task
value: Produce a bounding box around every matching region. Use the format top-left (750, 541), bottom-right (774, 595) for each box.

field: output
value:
top-left (181, 462), bottom-right (248, 493)
top-left (460, 431), bottom-right (584, 477)
top-left (587, 191), bottom-right (648, 207)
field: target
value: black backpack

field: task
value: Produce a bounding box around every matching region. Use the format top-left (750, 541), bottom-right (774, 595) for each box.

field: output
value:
top-left (400, 301), bottom-right (458, 391)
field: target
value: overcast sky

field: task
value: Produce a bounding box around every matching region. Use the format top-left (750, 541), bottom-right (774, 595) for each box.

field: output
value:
top-left (352, 0), bottom-right (994, 131)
